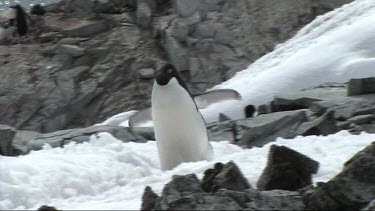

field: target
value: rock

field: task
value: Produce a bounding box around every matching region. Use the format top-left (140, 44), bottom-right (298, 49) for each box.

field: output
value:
top-left (348, 77), bottom-right (375, 96)
top-left (137, 0), bottom-right (153, 29)
top-left (304, 142), bottom-right (375, 210)
top-left (56, 44), bottom-right (85, 57)
top-left (141, 186), bottom-right (160, 211)
top-left (37, 205), bottom-right (59, 211)
top-left (20, 125), bottom-right (154, 154)
top-left (296, 110), bottom-right (339, 136)
top-left (202, 161), bottom-right (252, 193)
top-left (38, 32), bottom-right (64, 43)
top-left (0, 125), bottom-right (16, 156)
top-left (173, 0), bottom-right (200, 18)
top-left (257, 145), bottom-right (319, 191)
top-left (58, 37), bottom-right (87, 45)
top-left (347, 114), bottom-right (375, 125)
top-left (138, 68), bottom-right (155, 79)
top-left (246, 189), bottom-right (306, 210)
top-left (238, 110), bottom-right (308, 148)
top-left (364, 199), bottom-right (375, 211)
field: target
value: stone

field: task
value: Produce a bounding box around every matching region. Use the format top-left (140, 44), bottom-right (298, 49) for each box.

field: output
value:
top-left (363, 199), bottom-right (375, 211)
top-left (58, 37), bottom-right (88, 45)
top-left (347, 114), bottom-right (375, 125)
top-left (238, 110), bottom-right (308, 148)
top-left (61, 20), bottom-right (109, 37)
top-left (138, 68), bottom-right (155, 79)
top-left (0, 125), bottom-right (16, 156)
top-left (56, 44), bottom-right (85, 57)
top-left (257, 145), bottom-right (319, 191)
top-left (296, 110), bottom-right (339, 136)
top-left (348, 77), bottom-right (375, 96)
top-left (202, 161), bottom-right (252, 193)
top-left (38, 32), bottom-right (64, 43)
top-left (173, 0), bottom-right (200, 18)
top-left (137, 0), bottom-right (153, 29)
top-left (218, 113), bottom-right (231, 122)
top-left (141, 186), bottom-right (160, 211)
top-left (37, 205), bottom-right (59, 211)
top-left (22, 125), bottom-right (154, 153)
top-left (304, 142), bottom-right (375, 210)
top-left (246, 189), bottom-right (306, 210)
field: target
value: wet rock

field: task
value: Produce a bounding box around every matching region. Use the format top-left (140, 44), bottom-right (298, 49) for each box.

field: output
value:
top-left (348, 77), bottom-right (375, 96)
top-left (304, 142), bottom-right (375, 210)
top-left (0, 125), bottom-right (16, 156)
top-left (257, 145), bottom-right (319, 191)
top-left (347, 114), bottom-right (375, 125)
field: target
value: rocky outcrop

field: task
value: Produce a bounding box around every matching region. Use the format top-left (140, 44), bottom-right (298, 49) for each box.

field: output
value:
top-left (3, 125), bottom-right (154, 156)
top-left (257, 145), bottom-right (319, 191)
top-left (141, 161), bottom-right (306, 210)
top-left (303, 142), bottom-right (375, 210)
top-left (142, 142), bottom-right (375, 210)
top-left (0, 0), bottom-right (352, 132)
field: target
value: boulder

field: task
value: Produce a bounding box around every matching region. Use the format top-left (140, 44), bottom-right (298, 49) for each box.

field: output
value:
top-left (0, 125), bottom-right (16, 156)
top-left (348, 77), bottom-right (375, 96)
top-left (37, 205), bottom-right (59, 211)
top-left (56, 44), bottom-right (85, 57)
top-left (202, 161), bottom-right (252, 193)
top-left (304, 142), bottom-right (375, 210)
top-left (137, 0), bottom-right (153, 29)
top-left (257, 145), bottom-right (319, 191)
top-left (141, 186), bottom-right (160, 211)
top-left (138, 68), bottom-right (155, 79)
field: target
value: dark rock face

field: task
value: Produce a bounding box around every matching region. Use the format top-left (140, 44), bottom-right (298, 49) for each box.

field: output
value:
top-left (303, 142), bottom-right (375, 210)
top-left (142, 161), bottom-right (306, 210)
top-left (0, 125), bottom-right (16, 156)
top-left (141, 186), bottom-right (160, 211)
top-left (0, 0), bottom-right (352, 132)
top-left (202, 161), bottom-right (251, 193)
top-left (257, 145), bottom-right (319, 191)
top-left (37, 205), bottom-right (59, 211)
top-left (348, 77), bottom-right (375, 96)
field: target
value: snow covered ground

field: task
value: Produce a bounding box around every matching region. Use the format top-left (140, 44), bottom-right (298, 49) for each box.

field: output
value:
top-left (1, 131), bottom-right (374, 210)
top-left (2, 0), bottom-right (375, 210)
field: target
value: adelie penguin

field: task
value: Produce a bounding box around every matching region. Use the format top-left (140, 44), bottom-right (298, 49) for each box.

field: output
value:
top-left (152, 64), bottom-right (214, 171)
top-left (9, 4), bottom-right (28, 36)
top-left (30, 4), bottom-right (46, 16)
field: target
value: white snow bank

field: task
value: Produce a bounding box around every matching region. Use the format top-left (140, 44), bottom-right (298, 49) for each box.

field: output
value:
top-left (1, 131), bottom-right (374, 210)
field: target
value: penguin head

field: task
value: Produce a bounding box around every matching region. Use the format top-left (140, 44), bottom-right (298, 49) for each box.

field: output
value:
top-left (155, 63), bottom-right (189, 91)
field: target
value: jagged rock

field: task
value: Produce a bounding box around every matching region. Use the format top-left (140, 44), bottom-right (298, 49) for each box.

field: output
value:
top-left (218, 113), bottom-right (231, 122)
top-left (0, 125), bottom-right (16, 156)
top-left (141, 186), bottom-right (160, 211)
top-left (173, 0), bottom-right (200, 18)
top-left (303, 142), bottom-right (375, 210)
top-left (37, 205), bottom-right (59, 211)
top-left (257, 145), bottom-right (319, 191)
top-left (348, 77), bottom-right (375, 96)
top-left (202, 161), bottom-right (252, 193)
top-left (296, 110), bottom-right (339, 136)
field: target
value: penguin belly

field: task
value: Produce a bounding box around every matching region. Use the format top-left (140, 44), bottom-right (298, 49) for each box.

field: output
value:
top-left (152, 79), bottom-right (213, 170)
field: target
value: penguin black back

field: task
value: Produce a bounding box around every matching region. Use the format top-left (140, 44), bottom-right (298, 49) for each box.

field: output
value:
top-left (155, 64), bottom-right (190, 93)
top-left (10, 4), bottom-right (28, 36)
top-left (244, 104), bottom-right (256, 118)
top-left (30, 4), bottom-right (46, 16)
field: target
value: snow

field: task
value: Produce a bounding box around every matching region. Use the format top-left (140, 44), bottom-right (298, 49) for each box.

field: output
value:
top-left (2, 0), bottom-right (375, 210)
top-left (1, 131), bottom-right (374, 210)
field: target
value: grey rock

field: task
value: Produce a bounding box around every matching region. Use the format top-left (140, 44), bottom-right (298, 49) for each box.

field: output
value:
top-left (202, 161), bottom-right (252, 193)
top-left (138, 68), bottom-right (155, 79)
top-left (348, 114), bottom-right (375, 125)
top-left (363, 199), bottom-right (375, 211)
top-left (173, 0), bottom-right (200, 18)
top-left (0, 125), bottom-right (16, 156)
top-left (304, 142), bottom-right (375, 210)
top-left (38, 32), bottom-right (64, 43)
top-left (296, 110), bottom-right (339, 136)
top-left (19, 125), bottom-right (154, 154)
top-left (238, 110), bottom-right (308, 148)
top-left (257, 145), bottom-right (319, 191)
top-left (348, 77), bottom-right (375, 96)
top-left (37, 205), bottom-right (59, 211)
top-left (245, 189), bottom-right (306, 210)
top-left (137, 0), bottom-right (153, 29)
top-left (218, 113), bottom-right (231, 122)
top-left (58, 37), bottom-right (88, 45)
top-left (56, 44), bottom-right (85, 57)
top-left (141, 186), bottom-right (160, 211)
